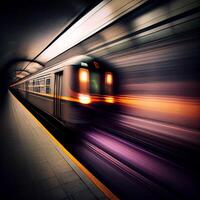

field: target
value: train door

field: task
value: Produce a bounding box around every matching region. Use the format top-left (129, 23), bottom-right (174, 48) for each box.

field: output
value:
top-left (53, 71), bottom-right (63, 119)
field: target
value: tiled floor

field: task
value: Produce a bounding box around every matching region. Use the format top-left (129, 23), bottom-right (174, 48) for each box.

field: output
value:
top-left (0, 91), bottom-right (107, 200)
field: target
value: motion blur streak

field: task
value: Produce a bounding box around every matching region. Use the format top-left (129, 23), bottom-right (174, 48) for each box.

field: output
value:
top-left (117, 95), bottom-right (200, 117)
top-left (70, 1), bottom-right (200, 198)
top-left (85, 129), bottom-right (198, 191)
top-left (116, 95), bottom-right (200, 128)
top-left (78, 128), bottom-right (200, 199)
top-left (117, 114), bottom-right (199, 145)
top-left (105, 96), bottom-right (114, 103)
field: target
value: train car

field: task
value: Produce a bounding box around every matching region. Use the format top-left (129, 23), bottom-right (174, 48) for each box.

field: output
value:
top-left (11, 55), bottom-right (118, 125)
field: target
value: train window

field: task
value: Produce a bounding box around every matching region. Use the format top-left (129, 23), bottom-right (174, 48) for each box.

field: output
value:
top-left (33, 80), bottom-right (37, 92)
top-left (81, 62), bottom-right (88, 67)
top-left (35, 79), bottom-right (40, 93)
top-left (34, 81), bottom-right (36, 92)
top-left (25, 81), bottom-right (29, 91)
top-left (90, 72), bottom-right (100, 94)
top-left (79, 68), bottom-right (89, 94)
top-left (46, 78), bottom-right (50, 85)
top-left (46, 78), bottom-right (51, 94)
top-left (29, 80), bottom-right (33, 92)
top-left (39, 78), bottom-right (45, 93)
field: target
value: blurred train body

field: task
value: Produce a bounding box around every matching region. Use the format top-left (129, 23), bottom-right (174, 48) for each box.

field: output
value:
top-left (45, 0), bottom-right (199, 130)
top-left (10, 0), bottom-right (200, 144)
top-left (11, 56), bottom-right (118, 125)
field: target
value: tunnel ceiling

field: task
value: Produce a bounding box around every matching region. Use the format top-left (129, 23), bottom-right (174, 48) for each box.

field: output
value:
top-left (0, 0), bottom-right (100, 82)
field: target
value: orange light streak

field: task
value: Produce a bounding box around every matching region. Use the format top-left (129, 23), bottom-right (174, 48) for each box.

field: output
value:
top-left (116, 95), bottom-right (200, 118)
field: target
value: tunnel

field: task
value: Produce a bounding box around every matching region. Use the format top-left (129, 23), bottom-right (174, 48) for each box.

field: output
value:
top-left (0, 0), bottom-right (200, 199)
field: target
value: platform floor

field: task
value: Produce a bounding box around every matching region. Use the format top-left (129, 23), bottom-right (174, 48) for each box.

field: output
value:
top-left (0, 91), bottom-right (108, 200)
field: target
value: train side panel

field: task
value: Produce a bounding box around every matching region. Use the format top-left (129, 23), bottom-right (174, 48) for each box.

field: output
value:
top-left (26, 73), bottom-right (54, 116)
top-left (27, 93), bottom-right (54, 115)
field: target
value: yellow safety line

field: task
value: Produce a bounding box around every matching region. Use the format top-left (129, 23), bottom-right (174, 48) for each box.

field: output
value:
top-left (11, 91), bottom-right (119, 200)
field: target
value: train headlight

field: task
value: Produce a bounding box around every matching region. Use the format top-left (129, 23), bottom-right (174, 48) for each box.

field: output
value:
top-left (78, 94), bottom-right (91, 104)
top-left (105, 96), bottom-right (114, 103)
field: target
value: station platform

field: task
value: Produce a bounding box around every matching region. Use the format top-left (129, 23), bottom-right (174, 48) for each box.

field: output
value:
top-left (0, 91), bottom-right (111, 200)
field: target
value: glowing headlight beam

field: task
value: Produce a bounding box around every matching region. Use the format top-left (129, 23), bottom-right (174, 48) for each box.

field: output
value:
top-left (79, 94), bottom-right (91, 104)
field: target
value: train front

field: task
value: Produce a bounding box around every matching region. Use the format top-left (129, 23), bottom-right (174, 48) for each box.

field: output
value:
top-left (70, 57), bottom-right (118, 124)
top-left (72, 58), bottom-right (118, 105)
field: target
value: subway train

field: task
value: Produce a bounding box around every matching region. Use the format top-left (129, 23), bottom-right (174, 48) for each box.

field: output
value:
top-left (11, 55), bottom-right (118, 125)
